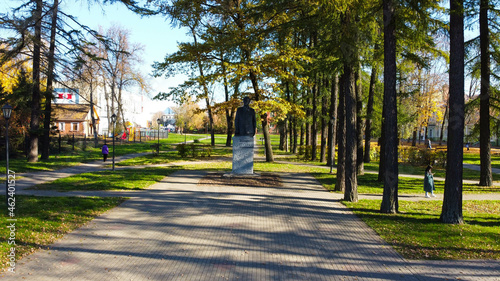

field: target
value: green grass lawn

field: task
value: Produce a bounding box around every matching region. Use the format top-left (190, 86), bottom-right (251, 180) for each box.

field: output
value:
top-left (343, 199), bottom-right (500, 260)
top-left (0, 142), bottom-right (152, 174)
top-left (463, 149), bottom-right (500, 169)
top-left (314, 172), bottom-right (500, 194)
top-left (117, 144), bottom-right (233, 167)
top-left (32, 167), bottom-right (180, 191)
top-left (0, 196), bottom-right (126, 271)
top-left (364, 161), bottom-right (500, 182)
top-left (117, 151), bottom-right (181, 166)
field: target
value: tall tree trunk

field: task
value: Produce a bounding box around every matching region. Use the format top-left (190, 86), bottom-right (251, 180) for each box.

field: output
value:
top-left (191, 28), bottom-right (215, 147)
top-left (311, 76), bottom-right (318, 161)
top-left (103, 79), bottom-right (111, 136)
top-left (248, 66), bottom-right (273, 161)
top-left (441, 0), bottom-right (464, 224)
top-left (479, 0), bottom-right (492, 186)
top-left (305, 94), bottom-right (311, 147)
top-left (320, 76), bottom-right (328, 162)
top-left (327, 75), bottom-right (339, 167)
top-left (41, 0), bottom-right (59, 160)
top-left (28, 0), bottom-right (43, 163)
top-left (335, 73), bottom-right (347, 192)
top-left (355, 65), bottom-right (364, 175)
top-left (279, 120), bottom-right (286, 150)
top-left (364, 66), bottom-right (377, 163)
top-left (90, 83), bottom-right (98, 147)
top-left (205, 100), bottom-right (215, 146)
top-left (439, 99), bottom-right (448, 145)
top-left (117, 85), bottom-right (126, 132)
top-left (222, 53), bottom-right (234, 147)
top-left (300, 123), bottom-right (304, 147)
top-left (288, 81), bottom-right (297, 153)
top-left (380, 0), bottom-right (399, 213)
top-left (344, 63), bottom-right (358, 202)
top-left (283, 79), bottom-right (292, 152)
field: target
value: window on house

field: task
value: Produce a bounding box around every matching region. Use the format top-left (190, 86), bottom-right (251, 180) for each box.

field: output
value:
top-left (72, 123), bottom-right (79, 131)
top-left (59, 122), bottom-right (65, 131)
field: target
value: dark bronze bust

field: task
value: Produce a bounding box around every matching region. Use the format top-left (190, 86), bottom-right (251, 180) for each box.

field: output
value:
top-left (234, 97), bottom-right (256, 136)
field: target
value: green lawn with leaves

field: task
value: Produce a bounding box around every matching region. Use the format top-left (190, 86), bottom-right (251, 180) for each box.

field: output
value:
top-left (314, 172), bottom-right (500, 194)
top-left (31, 167), bottom-right (180, 191)
top-left (464, 152), bottom-right (500, 170)
top-left (343, 200), bottom-right (500, 260)
top-left (0, 196), bottom-right (126, 271)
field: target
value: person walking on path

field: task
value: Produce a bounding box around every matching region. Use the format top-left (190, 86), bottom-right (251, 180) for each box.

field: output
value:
top-left (102, 142), bottom-right (109, 162)
top-left (424, 165), bottom-right (436, 198)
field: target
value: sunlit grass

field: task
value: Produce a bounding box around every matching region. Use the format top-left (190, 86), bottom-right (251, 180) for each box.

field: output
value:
top-left (343, 200), bottom-right (500, 260)
top-left (32, 167), bottom-right (180, 191)
top-left (315, 172), bottom-right (499, 194)
top-left (0, 196), bottom-right (126, 271)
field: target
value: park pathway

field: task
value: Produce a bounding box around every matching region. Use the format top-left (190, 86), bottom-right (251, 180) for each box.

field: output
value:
top-left (11, 152), bottom-right (150, 191)
top-left (2, 169), bottom-right (499, 280)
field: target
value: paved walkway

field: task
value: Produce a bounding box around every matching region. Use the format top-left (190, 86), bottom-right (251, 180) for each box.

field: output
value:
top-left (12, 152), bottom-right (150, 191)
top-left (2, 169), bottom-right (500, 280)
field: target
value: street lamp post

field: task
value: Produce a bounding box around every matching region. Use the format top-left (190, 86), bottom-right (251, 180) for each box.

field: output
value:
top-left (111, 114), bottom-right (117, 171)
top-left (330, 117), bottom-right (335, 174)
top-left (184, 122), bottom-right (187, 144)
top-left (2, 104), bottom-right (13, 207)
top-left (157, 118), bottom-right (161, 155)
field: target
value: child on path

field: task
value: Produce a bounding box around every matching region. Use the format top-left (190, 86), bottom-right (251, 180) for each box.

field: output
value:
top-left (102, 143), bottom-right (109, 162)
top-left (424, 165), bottom-right (436, 198)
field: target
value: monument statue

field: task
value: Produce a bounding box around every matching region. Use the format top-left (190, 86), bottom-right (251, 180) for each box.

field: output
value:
top-left (232, 97), bottom-right (256, 175)
top-left (234, 97), bottom-right (256, 137)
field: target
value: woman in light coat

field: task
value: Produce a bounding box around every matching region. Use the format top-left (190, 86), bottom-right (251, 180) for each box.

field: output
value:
top-left (424, 165), bottom-right (436, 198)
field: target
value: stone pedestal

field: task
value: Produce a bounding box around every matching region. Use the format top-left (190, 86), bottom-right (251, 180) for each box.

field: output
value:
top-left (232, 136), bottom-right (255, 175)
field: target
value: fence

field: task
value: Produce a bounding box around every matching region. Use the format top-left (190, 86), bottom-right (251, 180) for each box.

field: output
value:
top-left (0, 129), bottom-right (169, 160)
top-left (100, 129), bottom-right (169, 143)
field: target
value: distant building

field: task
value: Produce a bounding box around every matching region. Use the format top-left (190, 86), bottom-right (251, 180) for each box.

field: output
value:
top-left (52, 104), bottom-right (99, 137)
top-left (163, 107), bottom-right (176, 126)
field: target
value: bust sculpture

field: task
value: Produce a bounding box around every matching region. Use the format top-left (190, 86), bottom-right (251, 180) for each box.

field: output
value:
top-left (234, 97), bottom-right (256, 137)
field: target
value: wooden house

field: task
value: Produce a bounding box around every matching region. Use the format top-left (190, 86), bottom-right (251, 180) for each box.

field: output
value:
top-left (52, 104), bottom-right (99, 137)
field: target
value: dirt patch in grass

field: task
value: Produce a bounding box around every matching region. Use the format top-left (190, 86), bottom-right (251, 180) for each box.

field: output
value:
top-left (199, 173), bottom-right (282, 187)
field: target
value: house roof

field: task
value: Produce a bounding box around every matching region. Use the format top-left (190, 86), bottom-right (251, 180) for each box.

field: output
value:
top-left (53, 104), bottom-right (98, 122)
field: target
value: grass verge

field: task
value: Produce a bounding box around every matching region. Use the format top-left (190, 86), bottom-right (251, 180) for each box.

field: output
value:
top-left (314, 173), bottom-right (499, 194)
top-left (32, 167), bottom-right (180, 191)
top-left (343, 199), bottom-right (500, 260)
top-left (0, 196), bottom-right (126, 271)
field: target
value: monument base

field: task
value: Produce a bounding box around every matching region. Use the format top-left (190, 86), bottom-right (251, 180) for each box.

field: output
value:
top-left (223, 172), bottom-right (260, 178)
top-left (232, 136), bottom-right (255, 175)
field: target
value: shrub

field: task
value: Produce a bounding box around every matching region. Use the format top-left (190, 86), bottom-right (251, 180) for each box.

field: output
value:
top-left (176, 143), bottom-right (211, 158)
top-left (298, 145), bottom-right (305, 156)
top-left (177, 143), bottom-right (189, 157)
top-left (398, 146), bottom-right (447, 168)
top-left (370, 146), bottom-right (380, 162)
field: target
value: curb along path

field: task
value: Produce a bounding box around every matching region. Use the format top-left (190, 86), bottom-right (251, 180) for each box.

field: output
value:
top-left (2, 170), bottom-right (499, 280)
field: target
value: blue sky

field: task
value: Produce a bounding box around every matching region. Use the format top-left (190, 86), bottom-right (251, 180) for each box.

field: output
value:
top-left (62, 1), bottom-right (189, 107)
top-left (1, 0), bottom-right (189, 113)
